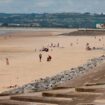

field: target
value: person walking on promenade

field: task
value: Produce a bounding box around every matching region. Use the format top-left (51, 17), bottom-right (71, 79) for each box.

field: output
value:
top-left (39, 53), bottom-right (42, 62)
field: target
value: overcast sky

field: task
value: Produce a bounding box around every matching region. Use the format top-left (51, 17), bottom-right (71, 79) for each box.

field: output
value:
top-left (0, 0), bottom-right (104, 13)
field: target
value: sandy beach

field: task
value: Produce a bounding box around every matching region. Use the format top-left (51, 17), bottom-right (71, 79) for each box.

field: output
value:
top-left (0, 28), bottom-right (105, 92)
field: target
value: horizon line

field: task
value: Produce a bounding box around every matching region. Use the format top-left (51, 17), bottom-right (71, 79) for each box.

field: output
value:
top-left (0, 12), bottom-right (104, 14)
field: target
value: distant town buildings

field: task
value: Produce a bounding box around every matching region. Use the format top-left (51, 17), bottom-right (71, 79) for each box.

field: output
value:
top-left (96, 23), bottom-right (105, 29)
top-left (1, 13), bottom-right (105, 28)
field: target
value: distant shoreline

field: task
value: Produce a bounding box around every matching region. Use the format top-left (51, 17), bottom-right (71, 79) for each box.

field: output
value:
top-left (0, 28), bottom-right (77, 36)
top-left (0, 28), bottom-right (105, 36)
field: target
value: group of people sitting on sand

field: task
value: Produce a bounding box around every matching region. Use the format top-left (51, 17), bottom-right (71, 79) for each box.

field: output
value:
top-left (86, 43), bottom-right (91, 50)
top-left (86, 42), bottom-right (104, 51)
top-left (49, 43), bottom-right (60, 48)
top-left (39, 53), bottom-right (52, 62)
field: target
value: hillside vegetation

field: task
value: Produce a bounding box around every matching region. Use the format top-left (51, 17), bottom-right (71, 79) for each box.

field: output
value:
top-left (0, 13), bottom-right (105, 28)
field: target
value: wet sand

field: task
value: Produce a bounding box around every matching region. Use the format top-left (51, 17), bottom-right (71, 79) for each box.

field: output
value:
top-left (0, 29), bottom-right (105, 92)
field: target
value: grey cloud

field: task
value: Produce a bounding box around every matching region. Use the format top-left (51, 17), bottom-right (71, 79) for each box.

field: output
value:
top-left (0, 0), bottom-right (104, 13)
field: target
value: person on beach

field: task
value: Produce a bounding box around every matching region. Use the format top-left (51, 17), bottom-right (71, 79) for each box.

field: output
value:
top-left (35, 48), bottom-right (37, 52)
top-left (86, 43), bottom-right (91, 50)
top-left (70, 43), bottom-right (73, 46)
top-left (39, 53), bottom-right (42, 62)
top-left (47, 55), bottom-right (52, 62)
top-left (86, 43), bottom-right (89, 46)
top-left (57, 43), bottom-right (60, 47)
top-left (99, 38), bottom-right (101, 41)
top-left (51, 43), bottom-right (53, 47)
top-left (6, 58), bottom-right (9, 65)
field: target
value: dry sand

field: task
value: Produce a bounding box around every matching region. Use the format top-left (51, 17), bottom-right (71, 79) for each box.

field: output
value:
top-left (0, 29), bottom-right (105, 92)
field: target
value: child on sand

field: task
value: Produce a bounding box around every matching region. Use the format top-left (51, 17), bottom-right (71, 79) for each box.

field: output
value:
top-left (39, 53), bottom-right (42, 62)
